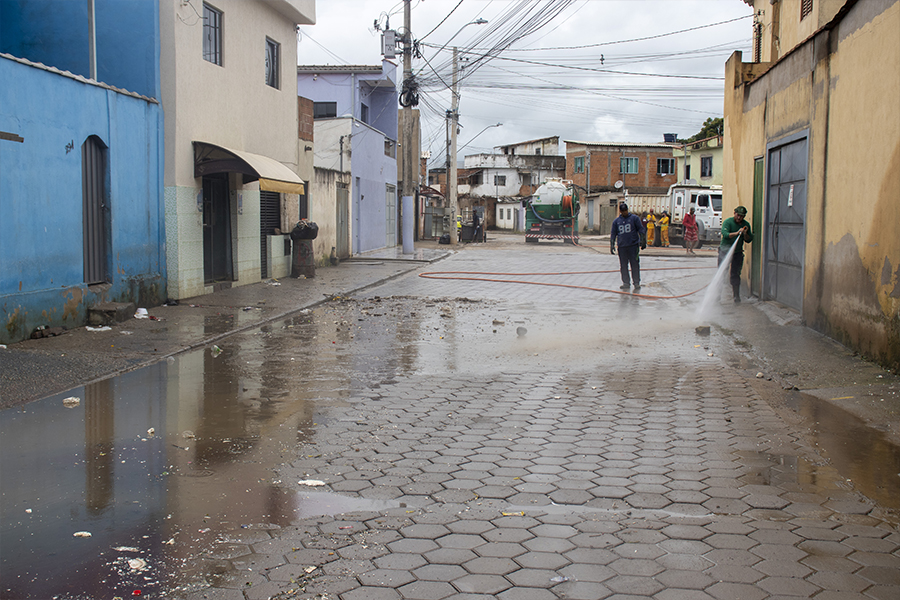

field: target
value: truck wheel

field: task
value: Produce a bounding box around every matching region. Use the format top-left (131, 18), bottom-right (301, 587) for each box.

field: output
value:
top-left (695, 240), bottom-right (703, 250)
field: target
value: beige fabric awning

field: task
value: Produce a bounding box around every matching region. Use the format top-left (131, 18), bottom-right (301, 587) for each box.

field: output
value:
top-left (193, 142), bottom-right (305, 195)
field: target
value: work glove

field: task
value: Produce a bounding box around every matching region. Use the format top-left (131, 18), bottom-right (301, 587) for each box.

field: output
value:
top-left (641, 243), bottom-right (646, 250)
top-left (610, 246), bottom-right (616, 255)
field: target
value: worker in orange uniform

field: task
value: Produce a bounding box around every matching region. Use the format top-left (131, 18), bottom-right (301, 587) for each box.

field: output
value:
top-left (646, 208), bottom-right (657, 247)
top-left (659, 211), bottom-right (670, 247)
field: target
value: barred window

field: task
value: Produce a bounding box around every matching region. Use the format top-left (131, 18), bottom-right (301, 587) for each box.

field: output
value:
top-left (203, 3), bottom-right (223, 66)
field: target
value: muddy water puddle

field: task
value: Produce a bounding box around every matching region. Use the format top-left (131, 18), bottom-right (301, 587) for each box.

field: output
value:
top-left (0, 299), bottom-right (428, 598)
top-left (783, 390), bottom-right (900, 511)
top-left (1, 296), bottom-right (627, 598)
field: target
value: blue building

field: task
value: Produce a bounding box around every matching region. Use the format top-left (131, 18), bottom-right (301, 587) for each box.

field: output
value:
top-left (0, 0), bottom-right (165, 344)
top-left (298, 61), bottom-right (400, 254)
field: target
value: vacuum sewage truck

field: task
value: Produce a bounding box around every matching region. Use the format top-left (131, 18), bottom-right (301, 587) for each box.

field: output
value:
top-left (525, 179), bottom-right (580, 244)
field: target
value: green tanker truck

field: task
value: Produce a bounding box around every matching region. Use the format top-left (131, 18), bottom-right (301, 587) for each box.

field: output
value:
top-left (524, 179), bottom-right (580, 244)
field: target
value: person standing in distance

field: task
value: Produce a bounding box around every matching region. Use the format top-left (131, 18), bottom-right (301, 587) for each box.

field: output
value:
top-left (683, 206), bottom-right (698, 255)
top-left (719, 205), bottom-right (753, 303)
top-left (610, 202), bottom-right (646, 292)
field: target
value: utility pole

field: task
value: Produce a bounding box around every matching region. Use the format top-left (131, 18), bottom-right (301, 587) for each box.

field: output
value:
top-left (400, 0), bottom-right (415, 254)
top-left (448, 47), bottom-right (459, 245)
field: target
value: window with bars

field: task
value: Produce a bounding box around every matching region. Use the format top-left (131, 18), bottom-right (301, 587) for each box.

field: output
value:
top-left (494, 175), bottom-right (506, 186)
top-left (620, 157), bottom-right (638, 174)
top-left (265, 38), bottom-right (279, 88)
top-left (203, 3), bottom-right (223, 66)
top-left (801, 0), bottom-right (813, 20)
top-left (701, 156), bottom-right (713, 178)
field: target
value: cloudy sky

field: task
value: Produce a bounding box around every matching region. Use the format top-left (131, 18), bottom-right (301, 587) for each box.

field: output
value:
top-left (298, 0), bottom-right (754, 168)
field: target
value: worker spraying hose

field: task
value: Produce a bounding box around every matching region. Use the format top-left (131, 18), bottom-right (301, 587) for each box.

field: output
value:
top-left (718, 205), bottom-right (753, 303)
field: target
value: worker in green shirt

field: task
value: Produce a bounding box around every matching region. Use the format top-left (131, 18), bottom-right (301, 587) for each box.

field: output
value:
top-left (719, 205), bottom-right (753, 303)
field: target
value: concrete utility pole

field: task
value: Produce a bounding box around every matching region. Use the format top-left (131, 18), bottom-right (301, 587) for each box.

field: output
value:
top-left (400, 0), bottom-right (415, 254)
top-left (448, 47), bottom-right (460, 245)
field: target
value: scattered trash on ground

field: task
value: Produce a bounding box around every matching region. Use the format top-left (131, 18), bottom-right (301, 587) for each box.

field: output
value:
top-left (211, 345), bottom-right (223, 357)
top-left (86, 326), bottom-right (112, 332)
top-left (63, 397), bottom-right (81, 408)
top-left (135, 308), bottom-right (149, 319)
top-left (298, 479), bottom-right (326, 486)
top-left (73, 531), bottom-right (92, 538)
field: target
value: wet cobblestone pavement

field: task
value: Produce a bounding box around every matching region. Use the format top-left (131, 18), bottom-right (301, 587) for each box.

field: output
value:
top-left (3, 236), bottom-right (898, 599)
top-left (176, 365), bottom-right (899, 600)
top-left (169, 242), bottom-right (899, 600)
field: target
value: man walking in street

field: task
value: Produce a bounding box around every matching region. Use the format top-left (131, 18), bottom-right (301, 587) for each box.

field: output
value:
top-left (611, 202), bottom-right (646, 292)
top-left (719, 205), bottom-right (753, 303)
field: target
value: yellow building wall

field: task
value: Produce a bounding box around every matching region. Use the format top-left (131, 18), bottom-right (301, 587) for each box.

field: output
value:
top-left (725, 0), bottom-right (900, 370)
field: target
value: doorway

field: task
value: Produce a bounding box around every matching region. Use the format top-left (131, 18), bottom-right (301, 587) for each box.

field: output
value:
top-left (82, 136), bottom-right (110, 285)
top-left (336, 182), bottom-right (350, 260)
top-left (386, 184), bottom-right (397, 247)
top-left (202, 174), bottom-right (233, 283)
top-left (765, 135), bottom-right (807, 310)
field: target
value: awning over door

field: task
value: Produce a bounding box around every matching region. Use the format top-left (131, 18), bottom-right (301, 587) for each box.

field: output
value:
top-left (193, 141), bottom-right (305, 195)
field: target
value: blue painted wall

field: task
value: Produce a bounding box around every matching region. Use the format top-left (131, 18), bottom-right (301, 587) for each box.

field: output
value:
top-left (0, 0), bottom-right (159, 98)
top-left (0, 57), bottom-right (164, 344)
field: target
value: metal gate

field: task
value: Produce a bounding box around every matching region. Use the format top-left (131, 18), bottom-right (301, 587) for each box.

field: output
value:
top-left (765, 136), bottom-right (807, 310)
top-left (336, 182), bottom-right (350, 259)
top-left (82, 136), bottom-right (109, 285)
top-left (260, 190), bottom-right (280, 278)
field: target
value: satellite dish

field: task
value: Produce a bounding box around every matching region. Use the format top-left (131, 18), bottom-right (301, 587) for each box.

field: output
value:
top-left (614, 180), bottom-right (623, 189)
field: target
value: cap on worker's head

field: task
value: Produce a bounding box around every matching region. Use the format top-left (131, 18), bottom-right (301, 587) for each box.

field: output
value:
top-left (689, 206), bottom-right (695, 212)
top-left (734, 206), bottom-right (748, 216)
top-left (619, 202), bottom-right (628, 212)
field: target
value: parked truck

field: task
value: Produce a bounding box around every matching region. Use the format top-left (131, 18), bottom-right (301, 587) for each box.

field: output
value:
top-left (624, 182), bottom-right (722, 248)
top-left (525, 179), bottom-right (579, 244)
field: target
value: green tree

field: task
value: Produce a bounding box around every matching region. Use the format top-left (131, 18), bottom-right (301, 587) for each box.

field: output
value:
top-left (683, 117), bottom-right (723, 143)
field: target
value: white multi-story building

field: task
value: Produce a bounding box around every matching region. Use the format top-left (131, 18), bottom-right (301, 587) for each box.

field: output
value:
top-left (458, 137), bottom-right (565, 231)
top-left (160, 0), bottom-right (315, 299)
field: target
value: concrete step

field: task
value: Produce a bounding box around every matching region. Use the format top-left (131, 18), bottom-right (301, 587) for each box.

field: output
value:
top-left (88, 302), bottom-right (136, 326)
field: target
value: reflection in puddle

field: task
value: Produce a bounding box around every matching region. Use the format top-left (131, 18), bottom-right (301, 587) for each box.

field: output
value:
top-left (0, 300), bottom-right (424, 599)
top-left (785, 390), bottom-right (900, 510)
top-left (293, 491), bottom-right (401, 518)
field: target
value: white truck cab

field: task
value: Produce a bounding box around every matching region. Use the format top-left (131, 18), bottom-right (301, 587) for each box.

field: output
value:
top-left (668, 182), bottom-right (722, 247)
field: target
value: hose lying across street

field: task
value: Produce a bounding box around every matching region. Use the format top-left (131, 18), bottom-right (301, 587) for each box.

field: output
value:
top-left (419, 265), bottom-right (718, 300)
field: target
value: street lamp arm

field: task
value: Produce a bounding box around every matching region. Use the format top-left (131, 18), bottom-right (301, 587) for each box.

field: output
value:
top-left (458, 123), bottom-right (502, 155)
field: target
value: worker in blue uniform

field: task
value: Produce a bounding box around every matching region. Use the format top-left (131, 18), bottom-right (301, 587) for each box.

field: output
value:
top-left (610, 202), bottom-right (646, 292)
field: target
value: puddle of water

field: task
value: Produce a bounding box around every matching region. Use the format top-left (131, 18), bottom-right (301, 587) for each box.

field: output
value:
top-left (0, 303), bottom-right (413, 599)
top-left (292, 491), bottom-right (401, 518)
top-left (785, 390), bottom-right (900, 510)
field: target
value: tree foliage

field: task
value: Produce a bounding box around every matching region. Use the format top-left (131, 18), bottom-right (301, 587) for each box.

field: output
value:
top-left (680, 118), bottom-right (724, 143)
